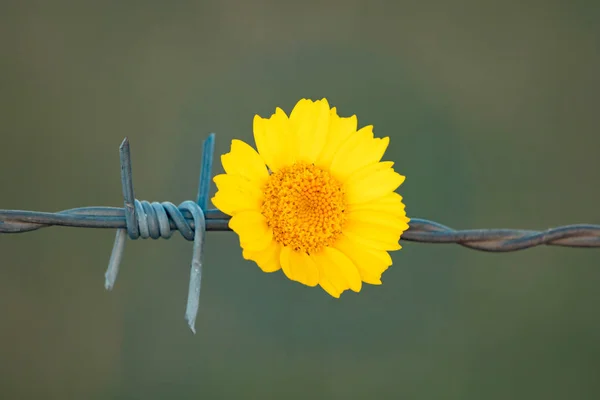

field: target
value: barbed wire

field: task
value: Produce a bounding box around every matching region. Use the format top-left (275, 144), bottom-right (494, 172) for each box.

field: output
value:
top-left (2, 208), bottom-right (600, 250)
top-left (1, 134), bottom-right (598, 333)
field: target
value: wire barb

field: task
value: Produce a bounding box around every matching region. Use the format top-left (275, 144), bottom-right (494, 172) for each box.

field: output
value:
top-left (101, 135), bottom-right (214, 333)
top-left (1, 134), bottom-right (599, 334)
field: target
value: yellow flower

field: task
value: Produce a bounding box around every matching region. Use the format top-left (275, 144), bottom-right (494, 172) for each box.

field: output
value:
top-left (212, 98), bottom-right (409, 297)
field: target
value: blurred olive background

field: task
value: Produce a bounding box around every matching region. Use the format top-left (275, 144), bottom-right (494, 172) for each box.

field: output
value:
top-left (1, 1), bottom-right (599, 399)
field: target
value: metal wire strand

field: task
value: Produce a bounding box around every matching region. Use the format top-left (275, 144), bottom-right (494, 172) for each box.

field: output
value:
top-left (2, 208), bottom-right (599, 251)
top-left (0, 134), bottom-right (599, 332)
top-left (405, 219), bottom-right (600, 251)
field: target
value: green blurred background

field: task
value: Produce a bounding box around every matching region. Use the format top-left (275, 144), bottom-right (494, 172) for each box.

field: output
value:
top-left (1, 1), bottom-right (599, 399)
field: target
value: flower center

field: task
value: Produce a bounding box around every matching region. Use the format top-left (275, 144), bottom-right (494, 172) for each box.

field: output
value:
top-left (261, 162), bottom-right (347, 254)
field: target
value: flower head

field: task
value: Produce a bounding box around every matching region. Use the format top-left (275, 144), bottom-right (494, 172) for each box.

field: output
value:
top-left (212, 99), bottom-right (409, 297)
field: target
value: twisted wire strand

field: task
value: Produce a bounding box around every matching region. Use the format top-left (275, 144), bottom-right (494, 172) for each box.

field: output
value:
top-left (1, 207), bottom-right (599, 251)
top-left (0, 134), bottom-right (598, 334)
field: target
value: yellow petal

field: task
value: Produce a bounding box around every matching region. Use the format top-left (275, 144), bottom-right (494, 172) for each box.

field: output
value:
top-left (346, 209), bottom-right (409, 233)
top-left (243, 240), bottom-right (282, 273)
top-left (347, 192), bottom-right (408, 219)
top-left (316, 108), bottom-right (357, 169)
top-left (252, 116), bottom-right (276, 170)
top-left (344, 218), bottom-right (404, 249)
top-left (211, 174), bottom-right (264, 216)
top-left (211, 193), bottom-right (256, 216)
top-left (229, 211), bottom-right (273, 252)
top-left (253, 108), bottom-right (294, 171)
top-left (345, 167), bottom-right (406, 205)
top-left (311, 247), bottom-right (362, 295)
top-left (213, 174), bottom-right (264, 196)
top-left (221, 140), bottom-right (269, 184)
top-left (310, 255), bottom-right (343, 298)
top-left (344, 161), bottom-right (394, 185)
top-left (329, 125), bottom-right (390, 182)
top-left (289, 98), bottom-right (330, 164)
top-left (280, 246), bottom-right (319, 287)
top-left (316, 275), bottom-right (342, 298)
top-left (335, 234), bottom-right (392, 284)
top-left (343, 227), bottom-right (402, 251)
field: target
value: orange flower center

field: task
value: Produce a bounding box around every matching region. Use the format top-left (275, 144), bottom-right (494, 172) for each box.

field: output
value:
top-left (261, 162), bottom-right (347, 254)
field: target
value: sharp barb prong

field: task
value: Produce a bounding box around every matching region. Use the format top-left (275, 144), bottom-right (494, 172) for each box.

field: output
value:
top-left (105, 228), bottom-right (127, 290)
top-left (180, 201), bottom-right (207, 334)
top-left (119, 138), bottom-right (138, 239)
top-left (196, 133), bottom-right (216, 210)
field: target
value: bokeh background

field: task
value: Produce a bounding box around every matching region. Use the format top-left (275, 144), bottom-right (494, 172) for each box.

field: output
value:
top-left (1, 1), bottom-right (599, 399)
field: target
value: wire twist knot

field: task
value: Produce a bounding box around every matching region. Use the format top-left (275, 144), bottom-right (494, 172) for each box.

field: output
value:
top-left (126, 199), bottom-right (203, 240)
top-left (103, 134), bottom-right (215, 334)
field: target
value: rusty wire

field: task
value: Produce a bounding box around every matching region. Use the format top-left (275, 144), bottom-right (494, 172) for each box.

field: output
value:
top-left (1, 134), bottom-right (599, 333)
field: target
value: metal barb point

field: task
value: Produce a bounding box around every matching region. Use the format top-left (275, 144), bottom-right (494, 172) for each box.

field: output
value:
top-left (180, 201), bottom-right (207, 334)
top-left (103, 137), bottom-right (139, 291)
top-left (119, 137), bottom-right (138, 240)
top-left (103, 135), bottom-right (215, 333)
top-left (197, 133), bottom-right (215, 210)
top-left (105, 228), bottom-right (126, 290)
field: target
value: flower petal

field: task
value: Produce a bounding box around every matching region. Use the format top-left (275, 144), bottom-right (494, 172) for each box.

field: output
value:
top-left (211, 174), bottom-right (264, 216)
top-left (345, 166), bottom-right (405, 205)
top-left (310, 255), bottom-right (344, 298)
top-left (253, 108), bottom-right (294, 171)
top-left (243, 240), bottom-right (282, 273)
top-left (316, 108), bottom-right (357, 169)
top-left (229, 211), bottom-right (273, 252)
top-left (289, 98), bottom-right (330, 164)
top-left (346, 209), bottom-right (409, 234)
top-left (344, 218), bottom-right (404, 250)
top-left (344, 161), bottom-right (394, 185)
top-left (329, 125), bottom-right (390, 182)
top-left (253, 115), bottom-right (276, 170)
top-left (347, 192), bottom-right (408, 219)
top-left (316, 276), bottom-right (341, 298)
top-left (221, 140), bottom-right (269, 184)
top-left (343, 227), bottom-right (402, 251)
top-left (335, 234), bottom-right (393, 284)
top-left (280, 246), bottom-right (319, 287)
top-left (311, 247), bottom-right (362, 295)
